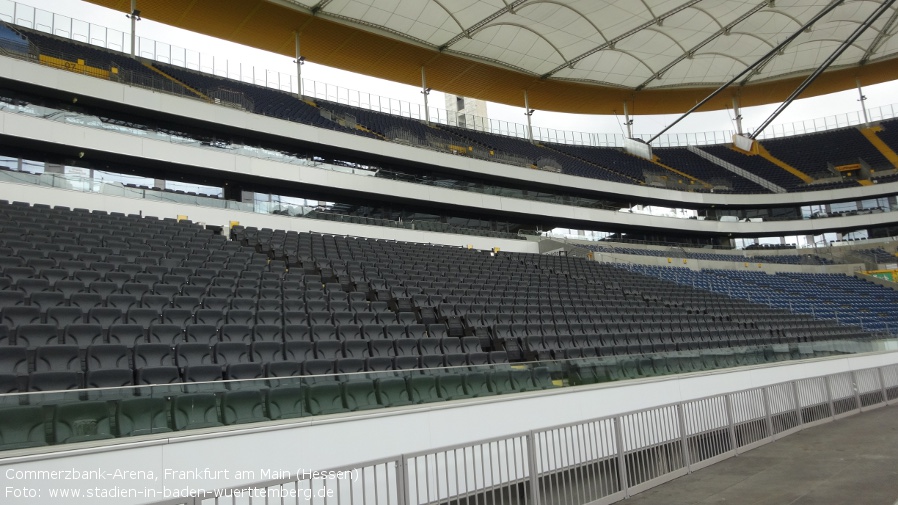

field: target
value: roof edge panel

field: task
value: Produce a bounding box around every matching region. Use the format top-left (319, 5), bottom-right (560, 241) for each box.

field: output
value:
top-left (83, 0), bottom-right (898, 114)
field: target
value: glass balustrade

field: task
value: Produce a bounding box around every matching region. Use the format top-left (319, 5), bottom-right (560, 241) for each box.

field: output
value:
top-left (0, 337), bottom-right (890, 452)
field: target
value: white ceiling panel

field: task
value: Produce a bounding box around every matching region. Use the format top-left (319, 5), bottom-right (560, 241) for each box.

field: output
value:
top-left (316, 0), bottom-right (898, 90)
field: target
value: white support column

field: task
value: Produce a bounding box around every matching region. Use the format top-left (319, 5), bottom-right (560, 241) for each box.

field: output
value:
top-left (421, 67), bottom-right (430, 124)
top-left (129, 0), bottom-right (137, 58)
top-left (294, 32), bottom-right (304, 98)
top-left (623, 101), bottom-right (633, 138)
top-left (524, 90), bottom-right (534, 144)
top-left (857, 77), bottom-right (869, 126)
top-left (733, 96), bottom-right (744, 135)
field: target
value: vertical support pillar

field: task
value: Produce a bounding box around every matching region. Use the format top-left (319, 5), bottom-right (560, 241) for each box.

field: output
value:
top-left (623, 101), bottom-right (633, 138)
top-left (421, 67), bottom-right (430, 124)
top-left (732, 96), bottom-right (744, 135)
top-left (129, 0), bottom-right (137, 58)
top-left (524, 90), bottom-right (534, 144)
top-left (857, 77), bottom-right (869, 125)
top-left (294, 32), bottom-right (304, 98)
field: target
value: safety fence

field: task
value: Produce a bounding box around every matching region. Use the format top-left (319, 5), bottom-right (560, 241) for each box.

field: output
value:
top-left (156, 362), bottom-right (898, 505)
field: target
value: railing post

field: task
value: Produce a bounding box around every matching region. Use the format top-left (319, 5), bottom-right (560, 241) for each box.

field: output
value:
top-left (791, 381), bottom-right (803, 426)
top-left (677, 403), bottom-right (691, 472)
top-left (762, 386), bottom-right (774, 439)
top-left (614, 416), bottom-right (629, 498)
top-left (851, 371), bottom-right (862, 411)
top-left (397, 455), bottom-right (409, 505)
top-left (725, 394), bottom-right (739, 455)
top-left (825, 374), bottom-right (836, 418)
top-left (527, 432), bottom-right (541, 505)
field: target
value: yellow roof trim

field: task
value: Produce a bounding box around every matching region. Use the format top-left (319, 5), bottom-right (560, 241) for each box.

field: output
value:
top-left (84, 0), bottom-right (898, 115)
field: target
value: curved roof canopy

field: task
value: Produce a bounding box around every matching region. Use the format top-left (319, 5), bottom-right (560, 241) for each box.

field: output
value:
top-left (86, 0), bottom-right (898, 114)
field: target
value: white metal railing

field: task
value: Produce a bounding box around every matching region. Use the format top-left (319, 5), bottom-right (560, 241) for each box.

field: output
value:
top-left (686, 145), bottom-right (786, 193)
top-left (150, 362), bottom-right (898, 505)
top-left (2, 0), bottom-right (897, 150)
top-left (754, 104), bottom-right (898, 140)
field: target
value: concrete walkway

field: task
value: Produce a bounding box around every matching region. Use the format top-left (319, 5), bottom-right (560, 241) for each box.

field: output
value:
top-left (626, 405), bottom-right (898, 505)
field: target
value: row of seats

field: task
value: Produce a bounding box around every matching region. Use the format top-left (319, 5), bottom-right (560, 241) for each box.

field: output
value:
top-left (699, 144), bottom-right (808, 190)
top-left (627, 265), bottom-right (894, 335)
top-left (0, 338), bottom-right (500, 374)
top-left (568, 344), bottom-right (842, 385)
top-left (0, 369), bottom-right (552, 449)
top-left (0, 22), bottom-right (29, 54)
top-left (763, 127), bottom-right (892, 179)
top-left (587, 244), bottom-right (834, 265)
top-left (0, 201), bottom-right (875, 411)
top-left (0, 259), bottom-right (280, 281)
top-left (155, 63), bottom-right (379, 141)
top-left (0, 305), bottom-right (437, 341)
top-left (16, 320), bottom-right (832, 390)
top-left (0, 350), bottom-right (513, 395)
top-left (853, 247), bottom-right (896, 263)
top-left (653, 148), bottom-right (767, 193)
top-left (0, 289), bottom-right (393, 314)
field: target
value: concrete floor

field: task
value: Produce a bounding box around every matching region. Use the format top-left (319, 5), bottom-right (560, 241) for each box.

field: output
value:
top-left (625, 405), bottom-right (898, 505)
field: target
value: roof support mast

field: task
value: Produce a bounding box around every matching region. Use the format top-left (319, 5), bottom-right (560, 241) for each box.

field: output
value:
top-left (857, 78), bottom-right (869, 126)
top-left (294, 32), bottom-right (304, 98)
top-left (127, 0), bottom-right (139, 57)
top-left (733, 97), bottom-right (743, 136)
top-left (749, 0), bottom-right (896, 139)
top-left (646, 0), bottom-right (846, 146)
top-left (623, 101), bottom-right (634, 138)
top-left (421, 67), bottom-right (431, 124)
top-left (524, 90), bottom-right (534, 144)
